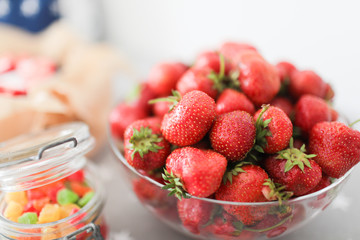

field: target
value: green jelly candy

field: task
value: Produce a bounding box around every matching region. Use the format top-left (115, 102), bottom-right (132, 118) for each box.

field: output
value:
top-left (18, 212), bottom-right (38, 224)
top-left (57, 189), bottom-right (79, 205)
top-left (78, 191), bottom-right (95, 207)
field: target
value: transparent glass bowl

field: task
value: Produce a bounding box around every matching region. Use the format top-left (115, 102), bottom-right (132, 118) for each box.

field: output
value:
top-left (108, 128), bottom-right (353, 240)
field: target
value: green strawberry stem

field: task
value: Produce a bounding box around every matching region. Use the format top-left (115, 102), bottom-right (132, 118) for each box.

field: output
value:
top-left (127, 127), bottom-right (164, 160)
top-left (244, 214), bottom-right (293, 233)
top-left (222, 161), bottom-right (252, 184)
top-left (125, 83), bottom-right (141, 103)
top-left (148, 90), bottom-right (182, 111)
top-left (263, 179), bottom-right (293, 205)
top-left (253, 104), bottom-right (272, 154)
top-left (276, 138), bottom-right (316, 173)
top-left (162, 169), bottom-right (189, 200)
top-left (349, 119), bottom-right (360, 128)
top-left (202, 205), bottom-right (223, 227)
top-left (208, 53), bottom-right (240, 93)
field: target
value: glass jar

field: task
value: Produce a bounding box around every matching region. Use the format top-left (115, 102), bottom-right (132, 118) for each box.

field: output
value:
top-left (0, 122), bottom-right (108, 239)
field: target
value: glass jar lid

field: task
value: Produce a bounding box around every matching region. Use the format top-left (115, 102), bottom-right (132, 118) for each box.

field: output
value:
top-left (0, 122), bottom-right (94, 192)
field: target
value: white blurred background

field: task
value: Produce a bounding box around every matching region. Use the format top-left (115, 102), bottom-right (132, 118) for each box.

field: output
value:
top-left (86, 0), bottom-right (360, 123)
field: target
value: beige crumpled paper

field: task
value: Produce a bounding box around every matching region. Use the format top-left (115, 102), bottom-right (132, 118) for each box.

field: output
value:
top-left (0, 22), bottom-right (127, 154)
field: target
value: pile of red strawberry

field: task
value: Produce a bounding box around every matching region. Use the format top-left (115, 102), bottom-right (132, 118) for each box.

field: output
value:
top-left (110, 42), bottom-right (360, 237)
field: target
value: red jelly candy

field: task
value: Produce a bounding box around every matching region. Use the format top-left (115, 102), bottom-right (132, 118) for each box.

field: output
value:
top-left (27, 189), bottom-right (46, 201)
top-left (67, 170), bottom-right (85, 182)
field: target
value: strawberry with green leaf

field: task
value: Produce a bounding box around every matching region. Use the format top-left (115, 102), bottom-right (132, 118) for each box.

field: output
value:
top-left (124, 118), bottom-right (171, 171)
top-left (264, 138), bottom-right (322, 196)
top-left (163, 147), bottom-right (227, 199)
top-left (157, 90), bottom-right (216, 147)
top-left (215, 163), bottom-right (270, 225)
top-left (309, 121), bottom-right (360, 178)
top-left (176, 54), bottom-right (239, 99)
top-left (253, 105), bottom-right (293, 155)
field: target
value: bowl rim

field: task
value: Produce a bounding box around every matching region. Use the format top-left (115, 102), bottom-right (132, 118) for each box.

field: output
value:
top-left (107, 123), bottom-right (354, 206)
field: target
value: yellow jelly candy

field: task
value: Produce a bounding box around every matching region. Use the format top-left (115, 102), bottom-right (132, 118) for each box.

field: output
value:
top-left (60, 204), bottom-right (80, 219)
top-left (5, 192), bottom-right (28, 206)
top-left (41, 227), bottom-right (59, 240)
top-left (38, 204), bottom-right (61, 224)
top-left (4, 201), bottom-right (24, 222)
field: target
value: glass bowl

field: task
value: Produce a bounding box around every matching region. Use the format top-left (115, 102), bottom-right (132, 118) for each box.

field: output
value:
top-left (108, 126), bottom-right (353, 240)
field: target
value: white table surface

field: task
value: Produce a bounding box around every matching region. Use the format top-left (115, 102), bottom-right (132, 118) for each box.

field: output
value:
top-left (96, 142), bottom-right (360, 240)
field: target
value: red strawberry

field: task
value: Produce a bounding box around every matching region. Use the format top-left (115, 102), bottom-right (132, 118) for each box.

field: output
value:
top-left (163, 147), bottom-right (227, 198)
top-left (216, 89), bottom-right (255, 115)
top-left (152, 100), bottom-right (171, 118)
top-left (204, 212), bottom-right (258, 240)
top-left (294, 95), bottom-right (335, 134)
top-left (109, 103), bottom-right (148, 140)
top-left (331, 108), bottom-right (339, 121)
top-left (307, 175), bottom-right (331, 194)
top-left (210, 110), bottom-right (256, 161)
top-left (309, 121), bottom-right (360, 178)
top-left (147, 62), bottom-right (187, 96)
top-left (269, 97), bottom-right (294, 117)
top-left (324, 83), bottom-right (335, 100)
top-left (237, 51), bottom-right (281, 105)
top-left (254, 105), bottom-right (293, 154)
top-left (176, 67), bottom-right (218, 99)
top-left (124, 118), bottom-right (170, 171)
top-left (264, 139), bottom-right (322, 196)
top-left (275, 61), bottom-right (297, 83)
top-left (177, 198), bottom-right (214, 234)
top-left (193, 51), bottom-right (232, 73)
top-left (132, 82), bottom-right (157, 115)
top-left (215, 164), bottom-right (269, 225)
top-left (161, 90), bottom-right (216, 146)
top-left (289, 70), bottom-right (328, 99)
top-left (219, 42), bottom-right (257, 66)
top-left (133, 178), bottom-right (169, 207)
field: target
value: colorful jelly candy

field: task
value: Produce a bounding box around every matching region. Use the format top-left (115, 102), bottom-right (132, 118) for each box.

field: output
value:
top-left (38, 204), bottom-right (61, 224)
top-left (4, 201), bottom-right (24, 222)
top-left (78, 191), bottom-right (94, 207)
top-left (57, 189), bottom-right (79, 206)
top-left (18, 212), bottom-right (38, 224)
top-left (3, 174), bottom-right (94, 227)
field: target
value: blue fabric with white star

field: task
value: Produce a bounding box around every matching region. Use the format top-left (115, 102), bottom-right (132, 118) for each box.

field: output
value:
top-left (0, 0), bottom-right (60, 33)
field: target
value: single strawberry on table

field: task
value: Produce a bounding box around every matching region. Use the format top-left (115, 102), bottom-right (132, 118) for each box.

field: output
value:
top-left (210, 110), bottom-right (256, 161)
top-left (309, 121), bottom-right (360, 178)
top-left (253, 105), bottom-right (293, 154)
top-left (163, 147), bottom-right (227, 199)
top-left (216, 89), bottom-right (255, 115)
top-left (264, 138), bottom-right (322, 196)
top-left (124, 117), bottom-right (171, 171)
top-left (157, 90), bottom-right (216, 147)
